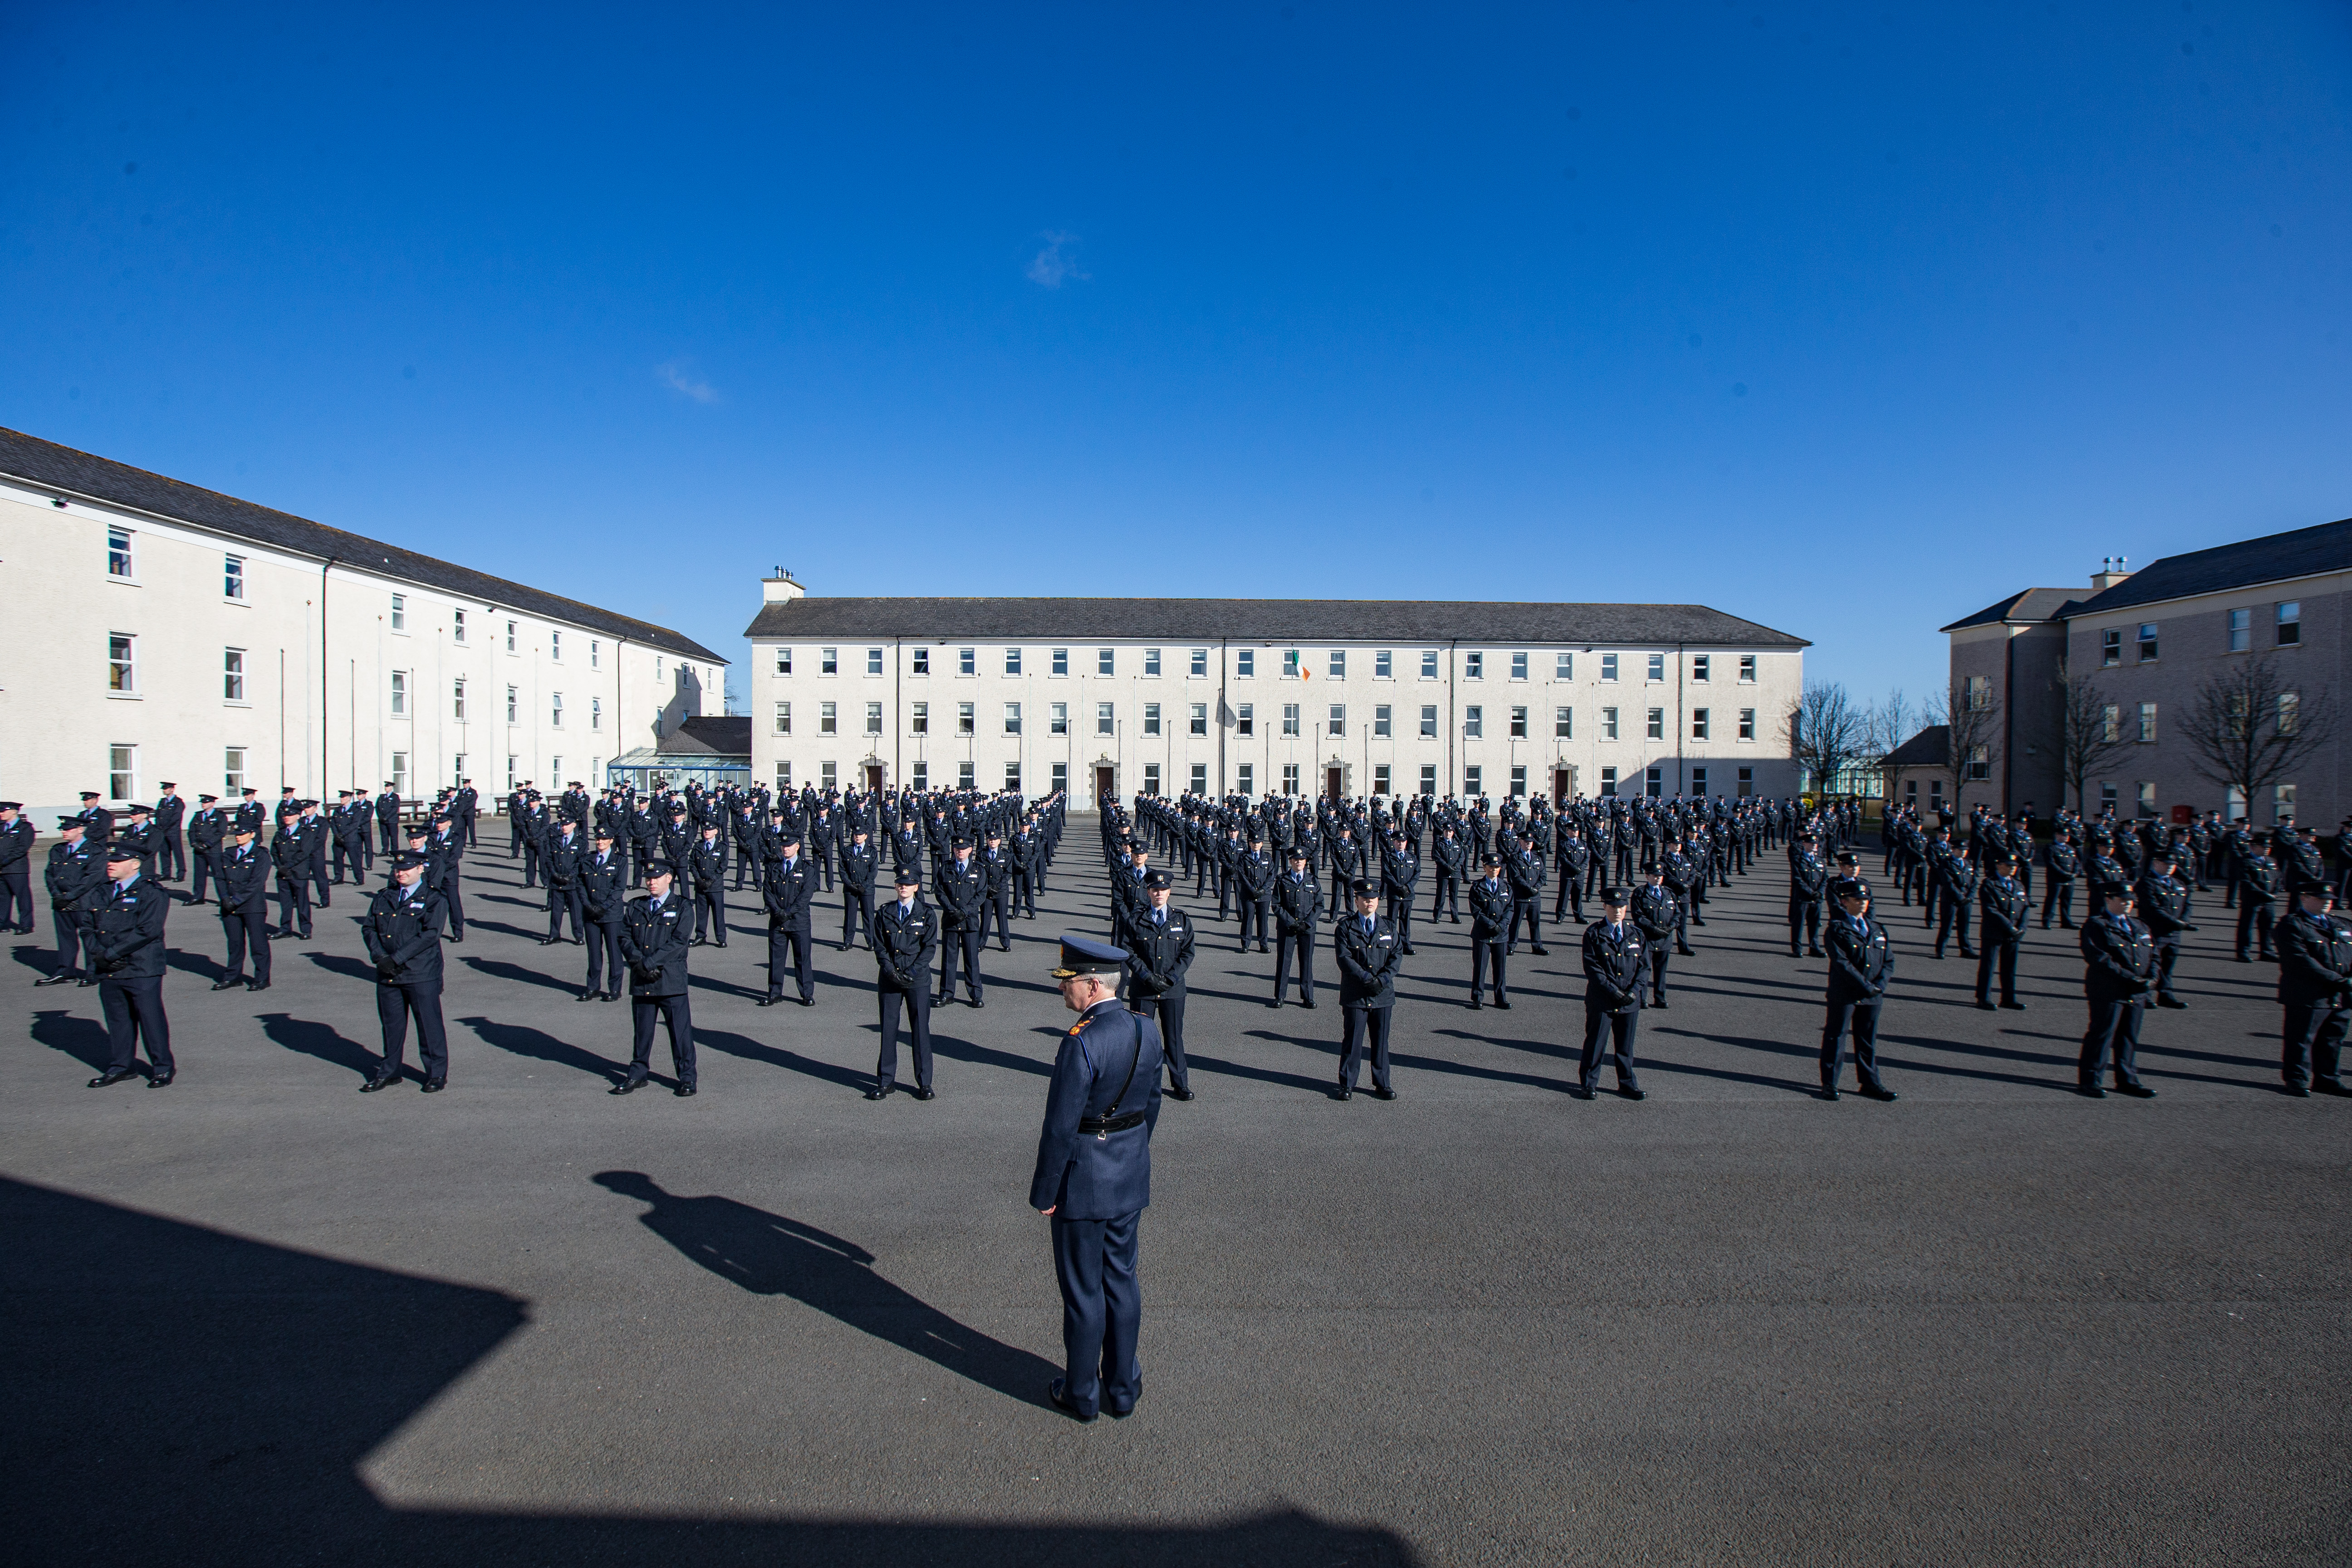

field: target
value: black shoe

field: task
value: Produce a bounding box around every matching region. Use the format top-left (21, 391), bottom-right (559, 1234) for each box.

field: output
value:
top-left (1859, 1084), bottom-right (1898, 1102)
top-left (690, 937), bottom-right (706, 946)
top-left (933, 995), bottom-right (954, 1007)
top-left (360, 1073), bottom-right (399, 1093)
top-left (1301, 1000), bottom-right (1316, 1009)
top-left (1651, 995), bottom-right (1667, 1009)
top-left (1166, 1087), bottom-right (1195, 1102)
top-left (1677, 946), bottom-right (1695, 957)
top-left (675, 1084), bottom-right (697, 1098)
top-left (1047, 1379), bottom-right (1097, 1423)
top-left (1619, 1085), bottom-right (1645, 1101)
top-left (2117, 1082), bottom-right (2157, 1098)
top-left (1257, 945), bottom-right (1269, 954)
top-left (88, 1067), bottom-right (138, 1088)
top-left (2313, 1081), bottom-right (2352, 1098)
top-left (538, 937), bottom-right (559, 946)
top-left (2061, 921), bottom-right (2076, 929)
top-left (2001, 1000), bottom-right (2027, 1010)
top-left (970, 996), bottom-right (985, 1008)
top-left (1369, 1086), bottom-right (1397, 1101)
top-left (146, 1070), bottom-right (174, 1088)
top-left (1469, 1000), bottom-right (1482, 1010)
top-left (34, 973), bottom-right (78, 987)
top-left (2078, 1083), bottom-right (2107, 1098)
top-left (757, 996), bottom-right (782, 1007)
top-left (2287, 1084), bottom-right (2313, 1098)
top-left (1401, 945), bottom-right (1416, 956)
top-left (1975, 999), bottom-right (1996, 1010)
top-left (1495, 999), bottom-right (1511, 1010)
top-left (1331, 1086), bottom-right (1352, 1101)
top-left (247, 980), bottom-right (270, 992)
top-left (2235, 954), bottom-right (2251, 963)
top-left (1818, 1087), bottom-right (1841, 1101)
top-left (1530, 945), bottom-right (1548, 956)
top-left (611, 1076), bottom-right (649, 1096)
top-left (866, 1084), bottom-right (893, 1101)
top-left (211, 979), bottom-right (244, 992)
top-left (603, 990), bottom-right (620, 1001)
top-left (421, 1078), bottom-right (446, 1093)
top-left (1809, 947), bottom-right (1826, 957)
top-left (2157, 996), bottom-right (2187, 1009)
top-left (1569, 1085), bottom-right (1595, 1100)
top-left (913, 1087), bottom-right (935, 1101)
top-left (578, 989), bottom-right (600, 1002)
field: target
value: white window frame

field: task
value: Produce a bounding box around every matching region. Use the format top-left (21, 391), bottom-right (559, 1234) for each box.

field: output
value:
top-left (223, 554), bottom-right (245, 600)
top-left (389, 669), bottom-right (407, 716)
top-left (223, 647), bottom-right (246, 704)
top-left (108, 526), bottom-right (136, 580)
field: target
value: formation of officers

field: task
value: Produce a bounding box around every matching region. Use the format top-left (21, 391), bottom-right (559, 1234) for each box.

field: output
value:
top-left (11, 772), bottom-right (2352, 1104)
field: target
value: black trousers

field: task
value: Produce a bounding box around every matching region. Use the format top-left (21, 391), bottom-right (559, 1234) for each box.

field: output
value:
top-left (939, 923), bottom-right (984, 1001)
top-left (1789, 897), bottom-right (1822, 952)
top-left (1129, 990), bottom-right (1190, 1092)
top-left (1934, 895), bottom-right (1973, 954)
top-left (692, 885), bottom-right (726, 945)
top-left (157, 827), bottom-right (186, 881)
top-left (332, 835), bottom-right (364, 884)
top-left (1050, 1209), bottom-right (1142, 1420)
top-left (1820, 998), bottom-right (1885, 1090)
top-left (547, 885), bottom-right (584, 942)
top-left (1507, 895), bottom-right (1541, 951)
top-left (768, 926), bottom-right (813, 1002)
top-left (379, 818), bottom-right (401, 855)
top-left (876, 985), bottom-right (933, 1091)
top-left (1471, 937), bottom-right (1507, 1003)
top-left (733, 847), bottom-right (761, 890)
top-left (377, 980), bottom-right (448, 1081)
top-left (627, 992), bottom-right (696, 1086)
top-left (220, 901), bottom-right (271, 983)
top-left (1236, 898), bottom-right (1269, 949)
top-left (274, 877), bottom-right (312, 936)
top-left (0, 870), bottom-right (32, 931)
top-left (983, 889), bottom-right (1013, 951)
top-left (186, 851), bottom-right (217, 906)
top-left (1339, 1002), bottom-right (1393, 1091)
top-left (1215, 867), bottom-right (1234, 919)
top-left (2236, 901), bottom-right (2276, 958)
top-left (2283, 999), bottom-right (2349, 1089)
top-left (521, 841), bottom-right (540, 886)
top-left (1553, 871), bottom-right (1585, 921)
top-left (584, 917), bottom-right (625, 994)
top-left (1387, 890), bottom-right (1415, 948)
top-left (1581, 1005), bottom-right (1639, 1090)
top-left (1646, 942), bottom-right (1671, 1002)
top-left (842, 888), bottom-right (872, 949)
top-left (2153, 936), bottom-right (2181, 1002)
top-left (2081, 997), bottom-right (2145, 1087)
top-left (1014, 871), bottom-right (1038, 916)
top-left (438, 874), bottom-right (466, 936)
top-left (1975, 938), bottom-right (2019, 1004)
top-left (1431, 869), bottom-right (1460, 920)
top-left (1274, 925), bottom-right (1316, 1003)
top-left (100, 975), bottom-right (172, 1073)
top-left (2041, 877), bottom-right (2075, 926)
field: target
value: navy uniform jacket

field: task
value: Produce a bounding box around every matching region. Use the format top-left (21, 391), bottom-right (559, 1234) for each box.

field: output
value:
top-left (218, 842), bottom-right (273, 909)
top-left (155, 794), bottom-right (186, 836)
top-left (45, 838), bottom-right (105, 910)
top-left (1824, 913), bottom-right (1893, 1003)
top-left (1235, 850), bottom-right (1274, 902)
top-left (618, 893), bottom-right (692, 997)
top-left (689, 837), bottom-right (728, 891)
top-left (1790, 853), bottom-right (1828, 902)
top-left (1382, 848), bottom-right (1420, 899)
top-left (1431, 835), bottom-right (1467, 879)
top-left (543, 832), bottom-right (585, 887)
top-left (2134, 874), bottom-right (2192, 938)
top-left (580, 849), bottom-right (627, 920)
top-left (1126, 905), bottom-right (1197, 999)
top-left (270, 823), bottom-right (313, 883)
top-left (840, 840), bottom-right (879, 895)
top-left (871, 896), bottom-right (937, 991)
top-left (1467, 876), bottom-right (1513, 940)
top-left (1273, 868), bottom-right (1320, 933)
top-left (1978, 876), bottom-right (2029, 944)
top-left (362, 885), bottom-right (447, 985)
top-left (935, 857), bottom-right (988, 930)
top-left (1582, 919), bottom-right (1646, 1013)
top-left (0, 817), bottom-right (35, 876)
top-left (187, 808), bottom-right (225, 857)
top-left (2237, 857), bottom-right (2280, 905)
top-left (2079, 912), bottom-right (2155, 1003)
top-left (1629, 884), bottom-right (1677, 943)
top-left (89, 875), bottom-right (170, 978)
top-left (1028, 998), bottom-right (1164, 1219)
top-left (1506, 847), bottom-right (1546, 899)
top-left (763, 855), bottom-right (817, 930)
top-left (2275, 908), bottom-right (2352, 1007)
top-left (1333, 913), bottom-right (1402, 1006)
top-left (2046, 840), bottom-right (2081, 880)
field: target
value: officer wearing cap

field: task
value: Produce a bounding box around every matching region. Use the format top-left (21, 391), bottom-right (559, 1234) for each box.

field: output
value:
top-left (2078, 882), bottom-right (2158, 1098)
top-left (935, 835), bottom-right (989, 1008)
top-left (1628, 863), bottom-right (1679, 1009)
top-left (37, 817), bottom-right (105, 985)
top-left (1333, 877), bottom-right (1402, 1101)
top-left (868, 868), bottom-right (939, 1099)
top-left (361, 853), bottom-right (450, 1093)
top-left (1467, 851), bottom-right (1512, 1009)
top-left (579, 830), bottom-right (628, 1001)
top-left (1033, 935), bottom-right (1163, 1422)
top-left (211, 821), bottom-right (273, 990)
top-left (1976, 852), bottom-right (2030, 1011)
top-left (614, 859), bottom-right (696, 1096)
top-left (0, 801), bottom-right (36, 935)
top-left (1272, 844), bottom-right (1320, 1007)
top-left (2276, 884), bottom-right (2352, 1097)
top-left (1821, 877), bottom-right (1898, 1101)
top-left (154, 783), bottom-right (187, 883)
top-left (1578, 887), bottom-right (1645, 1099)
top-left (1788, 832), bottom-right (1828, 959)
top-left (2135, 850), bottom-right (2195, 1009)
top-left (85, 840), bottom-right (174, 1088)
top-left (269, 807), bottom-right (315, 940)
top-left (428, 810), bottom-right (466, 940)
top-left (760, 830), bottom-right (817, 1007)
top-left (1382, 829), bottom-right (1421, 956)
top-left (185, 794), bottom-right (225, 907)
top-left (1124, 868), bottom-right (1197, 1102)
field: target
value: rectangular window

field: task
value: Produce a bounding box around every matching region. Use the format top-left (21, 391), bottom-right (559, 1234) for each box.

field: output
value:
top-left (912, 701), bottom-right (930, 735)
top-left (1737, 766), bottom-right (1754, 797)
top-left (1373, 705), bottom-right (1392, 738)
top-left (389, 752), bottom-right (409, 798)
top-left (1690, 767), bottom-right (1707, 796)
top-left (1049, 701), bottom-right (1066, 735)
top-left (957, 702), bottom-right (975, 736)
top-left (1738, 707), bottom-right (1756, 741)
top-left (1329, 649), bottom-right (1347, 679)
top-left (820, 701), bottom-right (837, 735)
top-left (1690, 708), bottom-right (1709, 740)
top-left (591, 696), bottom-right (602, 731)
top-left (223, 648), bottom-right (245, 702)
top-left (1051, 647), bottom-right (1069, 676)
top-left (824, 761), bottom-right (840, 789)
top-left (1190, 763), bottom-right (1208, 794)
top-left (109, 744), bottom-right (136, 801)
top-left (1691, 654), bottom-right (1710, 682)
top-left (1236, 703), bottom-right (1254, 736)
top-left (1601, 654), bottom-right (1619, 683)
top-left (1050, 761), bottom-right (1067, 794)
top-left (550, 692), bottom-right (564, 727)
top-left (911, 647), bottom-right (929, 676)
top-left (548, 757), bottom-right (560, 785)
top-left (956, 761), bottom-right (974, 790)
top-left (957, 647), bottom-right (975, 676)
top-left (774, 647), bottom-right (793, 676)
top-left (391, 594), bottom-right (407, 632)
top-left (1510, 652), bottom-right (1528, 681)
top-left (589, 638), bottom-right (598, 668)
top-left (1097, 702), bottom-right (1115, 736)
top-left (1143, 702), bottom-right (1161, 736)
top-left (1739, 655), bottom-right (1756, 684)
top-left (1556, 652), bottom-right (1573, 680)
top-left (224, 746), bottom-right (246, 794)
top-left (224, 554), bottom-right (245, 599)
top-left (1966, 744), bottom-right (1990, 781)
top-left (1465, 765), bottom-right (1483, 795)
top-left (1376, 649), bottom-right (1393, 679)
top-left (506, 686), bottom-right (518, 724)
top-left (868, 647), bottom-right (886, 676)
top-left (775, 761), bottom-right (792, 791)
top-left (1646, 653), bottom-right (1666, 682)
top-left (821, 648), bottom-right (839, 675)
top-left (1006, 647), bottom-right (1023, 676)
top-left (389, 669), bottom-right (407, 716)
top-left (1419, 764), bottom-right (1437, 794)
top-left (1419, 704), bottom-right (1438, 738)
top-left (1465, 652), bottom-right (1484, 680)
top-left (2137, 702), bottom-right (2156, 743)
top-left (452, 678), bottom-right (466, 720)
top-left (1283, 763), bottom-right (1300, 795)
top-left (1190, 648), bottom-right (1208, 677)
top-left (2136, 624), bottom-right (2158, 662)
top-left (446, 608), bottom-right (465, 644)
top-left (1328, 704), bottom-right (1346, 737)
top-left (1421, 650), bottom-right (1440, 679)
top-left (1283, 649), bottom-right (1302, 677)
top-left (1374, 764), bottom-right (1392, 794)
top-left (505, 620), bottom-right (518, 653)
top-left (1554, 706), bottom-right (1572, 739)
top-left (1145, 648), bottom-right (1162, 677)
top-left (868, 701), bottom-right (886, 735)
top-left (1509, 706), bottom-right (1528, 739)
top-left (1646, 707), bottom-right (1665, 740)
top-left (1006, 762), bottom-right (1023, 792)
top-left (1599, 766), bottom-right (1618, 797)
top-left (1099, 648), bottom-right (1116, 676)
top-left (2278, 602), bottom-right (2301, 646)
top-left (2102, 703), bottom-right (2121, 743)
top-left (1464, 706), bottom-right (1483, 738)
top-left (1143, 763), bottom-right (1161, 796)
top-left (2275, 782), bottom-right (2297, 817)
top-left (1510, 765), bottom-right (1529, 797)
top-left (550, 630), bottom-right (561, 661)
top-left (2279, 692), bottom-right (2300, 736)
top-left (1965, 675), bottom-right (1992, 712)
top-left (1005, 701), bottom-right (1023, 735)
top-left (1646, 767), bottom-right (1663, 799)
top-left (1282, 703), bottom-right (1301, 736)
top-left (1602, 706), bottom-right (1620, 740)
top-left (2137, 781), bottom-right (2158, 818)
top-left (2101, 628), bottom-right (2121, 666)
top-left (108, 527), bottom-right (135, 578)
top-left (1190, 702), bottom-right (1208, 737)
top-left (911, 762), bottom-right (928, 792)
top-left (2227, 608), bottom-right (2250, 651)
top-left (1238, 763), bottom-right (1255, 796)
top-left (1235, 648), bottom-right (1254, 677)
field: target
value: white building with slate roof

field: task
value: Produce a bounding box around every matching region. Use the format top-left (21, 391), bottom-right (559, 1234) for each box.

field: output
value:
top-left (0, 428), bottom-right (726, 822)
top-left (744, 573), bottom-right (1807, 808)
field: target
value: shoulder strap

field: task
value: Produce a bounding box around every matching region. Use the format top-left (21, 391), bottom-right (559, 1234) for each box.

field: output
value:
top-left (1102, 1013), bottom-right (1146, 1120)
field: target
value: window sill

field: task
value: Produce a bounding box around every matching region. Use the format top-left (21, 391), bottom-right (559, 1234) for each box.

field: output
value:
top-left (108, 576), bottom-right (141, 587)
top-left (224, 701), bottom-right (253, 710)
top-left (106, 691), bottom-right (142, 700)
top-left (223, 597), bottom-right (250, 608)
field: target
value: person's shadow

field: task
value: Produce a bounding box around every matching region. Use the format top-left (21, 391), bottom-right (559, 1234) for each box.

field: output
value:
top-left (593, 1171), bottom-right (1058, 1407)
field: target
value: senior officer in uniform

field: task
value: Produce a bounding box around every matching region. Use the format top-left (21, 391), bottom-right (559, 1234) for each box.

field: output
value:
top-left (1333, 877), bottom-right (1403, 1101)
top-left (1032, 935), bottom-right (1165, 1423)
top-left (868, 868), bottom-right (939, 1101)
top-left (361, 853), bottom-right (451, 1092)
top-left (1577, 886), bottom-right (1646, 1100)
top-left (1123, 869), bottom-right (1197, 1102)
top-left (84, 840), bottom-right (175, 1088)
top-left (614, 860), bottom-right (697, 1097)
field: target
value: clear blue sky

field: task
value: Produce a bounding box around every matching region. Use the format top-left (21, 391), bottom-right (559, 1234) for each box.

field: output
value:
top-left (6, 2), bottom-right (2348, 717)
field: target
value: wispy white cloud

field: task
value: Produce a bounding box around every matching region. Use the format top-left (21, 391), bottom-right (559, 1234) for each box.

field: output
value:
top-left (1025, 231), bottom-right (1089, 289)
top-left (656, 360), bottom-right (720, 404)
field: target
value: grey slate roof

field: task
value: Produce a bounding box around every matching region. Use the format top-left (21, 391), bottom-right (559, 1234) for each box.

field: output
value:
top-left (2073, 517), bottom-right (2352, 617)
top-left (0, 426), bottom-right (725, 665)
top-left (1882, 725), bottom-right (1950, 769)
top-left (744, 596), bottom-right (1808, 647)
top-left (670, 716), bottom-right (753, 757)
top-left (1940, 587), bottom-right (2082, 632)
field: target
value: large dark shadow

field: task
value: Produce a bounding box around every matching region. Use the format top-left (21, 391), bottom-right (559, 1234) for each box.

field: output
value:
top-left (0, 1177), bottom-right (1421, 1566)
top-left (458, 954), bottom-right (581, 996)
top-left (694, 1026), bottom-right (872, 1091)
top-left (303, 949), bottom-right (382, 984)
top-left (29, 1008), bottom-right (108, 1071)
top-left (258, 1010), bottom-right (378, 1078)
top-left (593, 1171), bottom-right (1058, 1406)
top-left (459, 1015), bottom-right (623, 1083)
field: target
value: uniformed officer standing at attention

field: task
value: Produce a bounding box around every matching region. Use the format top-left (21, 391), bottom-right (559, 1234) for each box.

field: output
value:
top-left (1629, 864), bottom-right (1679, 1009)
top-left (1032, 935), bottom-right (1164, 1423)
top-left (1234, 834), bottom-right (1274, 954)
top-left (1577, 886), bottom-right (1646, 1100)
top-left (1467, 852), bottom-right (1512, 1009)
top-left (689, 823), bottom-right (729, 946)
top-left (579, 829), bottom-right (627, 1002)
top-left (1820, 879), bottom-right (1899, 1102)
top-left (2078, 882), bottom-right (2158, 1098)
top-left (1975, 853), bottom-right (2030, 1010)
top-left (1333, 878), bottom-right (1402, 1101)
top-left (361, 853), bottom-right (451, 1093)
top-left (2275, 884), bottom-right (2352, 1098)
top-left (614, 860), bottom-right (697, 1096)
top-left (0, 802), bottom-right (34, 935)
top-left (1272, 844), bottom-right (1320, 1007)
top-left (869, 868), bottom-right (939, 1100)
top-left (2136, 850), bottom-right (2195, 1009)
top-left (185, 795), bottom-right (225, 907)
top-left (37, 816), bottom-right (104, 985)
top-left (839, 825), bottom-right (879, 951)
top-left (1788, 832), bottom-right (1828, 958)
top-left (759, 831), bottom-right (817, 1007)
top-left (211, 822), bottom-right (273, 991)
top-left (542, 816), bottom-right (586, 946)
top-left (153, 783), bottom-right (188, 883)
top-left (85, 840), bottom-right (175, 1088)
top-left (1123, 869), bottom-right (1197, 1102)
top-left (935, 837), bottom-right (989, 1008)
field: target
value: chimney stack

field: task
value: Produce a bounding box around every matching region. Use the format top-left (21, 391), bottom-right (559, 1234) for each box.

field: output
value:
top-left (761, 569), bottom-right (806, 604)
top-left (2089, 555), bottom-right (2132, 593)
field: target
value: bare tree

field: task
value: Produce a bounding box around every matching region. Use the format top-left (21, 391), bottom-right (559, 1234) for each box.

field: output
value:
top-left (2054, 659), bottom-right (2136, 814)
top-left (1787, 681), bottom-right (1861, 796)
top-left (2173, 654), bottom-right (2335, 820)
top-left (1926, 677), bottom-right (2001, 817)
top-left (1861, 687), bottom-right (1913, 773)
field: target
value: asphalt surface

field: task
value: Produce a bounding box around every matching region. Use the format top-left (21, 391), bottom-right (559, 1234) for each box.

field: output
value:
top-left (6, 819), bottom-right (2349, 1566)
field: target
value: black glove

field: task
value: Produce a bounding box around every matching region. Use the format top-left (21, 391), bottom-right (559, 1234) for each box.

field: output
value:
top-left (374, 958), bottom-right (398, 979)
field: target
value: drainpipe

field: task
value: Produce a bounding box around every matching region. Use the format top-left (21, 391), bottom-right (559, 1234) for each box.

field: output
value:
top-left (319, 557), bottom-right (337, 795)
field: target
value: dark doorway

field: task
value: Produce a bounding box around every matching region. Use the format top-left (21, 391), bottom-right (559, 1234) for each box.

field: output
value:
top-left (1553, 767), bottom-right (1573, 805)
top-left (1094, 764), bottom-right (1115, 809)
top-left (1325, 765), bottom-right (1344, 802)
top-left (864, 764), bottom-right (884, 793)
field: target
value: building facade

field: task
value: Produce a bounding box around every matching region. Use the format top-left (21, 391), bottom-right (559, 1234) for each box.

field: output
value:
top-left (0, 428), bottom-right (725, 821)
top-left (745, 575), bottom-right (1808, 807)
top-left (1936, 518), bottom-right (2352, 825)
